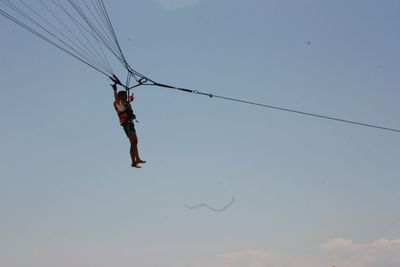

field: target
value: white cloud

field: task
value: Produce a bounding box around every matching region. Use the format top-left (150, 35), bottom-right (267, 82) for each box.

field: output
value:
top-left (373, 238), bottom-right (400, 249)
top-left (322, 238), bottom-right (356, 250)
top-left (320, 238), bottom-right (400, 267)
top-left (157, 0), bottom-right (200, 9)
top-left (321, 238), bottom-right (361, 252)
top-left (202, 238), bottom-right (400, 267)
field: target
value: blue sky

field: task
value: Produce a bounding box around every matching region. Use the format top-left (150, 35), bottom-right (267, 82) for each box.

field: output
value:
top-left (1, 0), bottom-right (400, 266)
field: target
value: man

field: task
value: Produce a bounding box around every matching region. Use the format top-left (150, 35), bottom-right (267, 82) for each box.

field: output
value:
top-left (111, 75), bottom-right (146, 168)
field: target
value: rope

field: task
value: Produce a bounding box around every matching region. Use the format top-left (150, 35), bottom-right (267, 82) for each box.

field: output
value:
top-left (51, 0), bottom-right (113, 72)
top-left (39, 0), bottom-right (113, 74)
top-left (0, 6), bottom-right (110, 76)
top-left (136, 80), bottom-right (400, 134)
top-left (0, 0), bottom-right (128, 77)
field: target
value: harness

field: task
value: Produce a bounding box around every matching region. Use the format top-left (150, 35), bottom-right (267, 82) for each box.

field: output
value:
top-left (114, 101), bottom-right (135, 124)
top-left (111, 74), bottom-right (138, 124)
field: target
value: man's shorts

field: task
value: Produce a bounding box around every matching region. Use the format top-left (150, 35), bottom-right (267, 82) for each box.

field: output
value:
top-left (121, 122), bottom-right (136, 137)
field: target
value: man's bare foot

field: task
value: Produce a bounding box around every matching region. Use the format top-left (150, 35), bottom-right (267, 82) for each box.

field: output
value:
top-left (131, 163), bottom-right (142, 168)
top-left (136, 160), bottom-right (146, 164)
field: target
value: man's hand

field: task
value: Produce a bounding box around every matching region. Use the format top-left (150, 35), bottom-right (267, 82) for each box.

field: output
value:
top-left (112, 83), bottom-right (117, 91)
top-left (111, 74), bottom-right (122, 85)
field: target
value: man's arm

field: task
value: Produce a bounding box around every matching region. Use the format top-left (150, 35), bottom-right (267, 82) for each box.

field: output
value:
top-left (112, 83), bottom-right (119, 101)
top-left (111, 74), bottom-right (123, 101)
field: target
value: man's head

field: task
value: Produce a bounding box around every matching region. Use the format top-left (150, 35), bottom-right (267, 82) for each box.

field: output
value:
top-left (117, 91), bottom-right (127, 102)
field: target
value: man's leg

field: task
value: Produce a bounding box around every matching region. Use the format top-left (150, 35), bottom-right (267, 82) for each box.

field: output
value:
top-left (134, 136), bottom-right (146, 164)
top-left (129, 132), bottom-right (140, 167)
top-left (133, 133), bottom-right (146, 164)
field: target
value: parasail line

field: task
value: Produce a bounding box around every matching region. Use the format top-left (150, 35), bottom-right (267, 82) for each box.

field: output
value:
top-left (133, 80), bottom-right (400, 134)
top-left (0, 8), bottom-right (110, 76)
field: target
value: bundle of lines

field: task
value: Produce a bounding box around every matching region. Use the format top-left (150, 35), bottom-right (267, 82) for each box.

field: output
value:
top-left (0, 0), bottom-right (127, 77)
